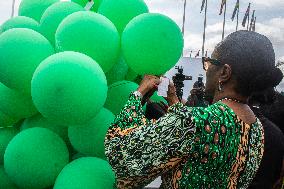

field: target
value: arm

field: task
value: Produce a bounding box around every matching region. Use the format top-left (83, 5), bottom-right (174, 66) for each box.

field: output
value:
top-left (105, 92), bottom-right (197, 188)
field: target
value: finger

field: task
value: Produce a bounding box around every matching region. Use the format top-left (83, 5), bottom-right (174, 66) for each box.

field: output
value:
top-left (169, 82), bottom-right (175, 87)
top-left (168, 82), bottom-right (176, 92)
top-left (145, 75), bottom-right (159, 79)
top-left (155, 78), bottom-right (161, 85)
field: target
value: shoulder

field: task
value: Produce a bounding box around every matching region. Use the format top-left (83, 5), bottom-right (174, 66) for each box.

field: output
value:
top-left (194, 102), bottom-right (235, 118)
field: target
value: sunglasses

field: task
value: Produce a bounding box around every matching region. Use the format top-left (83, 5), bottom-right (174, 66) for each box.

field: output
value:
top-left (202, 57), bottom-right (223, 71)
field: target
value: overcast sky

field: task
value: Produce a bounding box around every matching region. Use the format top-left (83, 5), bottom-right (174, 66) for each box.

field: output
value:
top-left (144, 0), bottom-right (284, 61)
top-left (0, 0), bottom-right (283, 61)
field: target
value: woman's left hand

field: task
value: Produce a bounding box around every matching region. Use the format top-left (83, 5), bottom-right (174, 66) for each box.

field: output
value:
top-left (137, 75), bottom-right (161, 96)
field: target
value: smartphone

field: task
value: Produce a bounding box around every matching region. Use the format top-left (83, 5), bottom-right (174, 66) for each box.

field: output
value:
top-left (158, 77), bottom-right (170, 97)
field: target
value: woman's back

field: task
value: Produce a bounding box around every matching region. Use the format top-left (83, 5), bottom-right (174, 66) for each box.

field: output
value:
top-left (105, 93), bottom-right (264, 188)
top-left (160, 102), bottom-right (264, 189)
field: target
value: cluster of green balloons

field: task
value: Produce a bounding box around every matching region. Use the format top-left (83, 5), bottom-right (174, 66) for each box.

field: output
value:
top-left (0, 0), bottom-right (183, 188)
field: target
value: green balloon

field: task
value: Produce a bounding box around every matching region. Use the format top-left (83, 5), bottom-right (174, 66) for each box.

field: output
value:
top-left (0, 82), bottom-right (37, 120)
top-left (31, 51), bottom-right (108, 125)
top-left (4, 127), bottom-right (69, 189)
top-left (151, 92), bottom-right (168, 104)
top-left (40, 1), bottom-right (84, 46)
top-left (98, 0), bottom-right (148, 33)
top-left (0, 127), bottom-right (18, 164)
top-left (0, 16), bottom-right (39, 34)
top-left (0, 166), bottom-right (18, 189)
top-left (125, 68), bottom-right (139, 81)
top-left (12, 119), bottom-right (25, 130)
top-left (18, 0), bottom-right (59, 22)
top-left (0, 112), bottom-right (18, 128)
top-left (125, 68), bottom-right (143, 84)
top-left (122, 13), bottom-right (184, 75)
top-left (0, 28), bottom-right (54, 94)
top-left (72, 0), bottom-right (102, 12)
top-left (54, 157), bottom-right (115, 189)
top-left (105, 55), bottom-right (129, 85)
top-left (68, 108), bottom-right (114, 159)
top-left (21, 114), bottom-right (69, 144)
top-left (71, 153), bottom-right (85, 161)
top-left (56, 11), bottom-right (120, 72)
top-left (105, 80), bottom-right (139, 115)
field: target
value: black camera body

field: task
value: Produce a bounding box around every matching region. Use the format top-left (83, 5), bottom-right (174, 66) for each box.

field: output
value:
top-left (172, 66), bottom-right (192, 100)
top-left (195, 76), bottom-right (204, 88)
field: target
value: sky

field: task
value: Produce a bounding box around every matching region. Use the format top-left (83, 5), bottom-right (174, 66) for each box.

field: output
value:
top-left (0, 0), bottom-right (283, 61)
top-left (144, 0), bottom-right (284, 61)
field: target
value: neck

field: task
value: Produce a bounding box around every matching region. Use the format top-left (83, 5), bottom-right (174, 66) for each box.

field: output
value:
top-left (213, 89), bottom-right (248, 104)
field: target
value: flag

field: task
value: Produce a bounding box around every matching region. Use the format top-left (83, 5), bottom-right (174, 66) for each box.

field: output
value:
top-left (195, 50), bottom-right (200, 58)
top-left (219, 0), bottom-right (226, 15)
top-left (242, 3), bottom-right (251, 27)
top-left (200, 0), bottom-right (206, 13)
top-left (252, 17), bottom-right (256, 31)
top-left (231, 0), bottom-right (239, 21)
top-left (249, 10), bottom-right (255, 31)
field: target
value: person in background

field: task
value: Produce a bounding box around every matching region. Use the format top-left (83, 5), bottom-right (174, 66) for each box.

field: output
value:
top-left (258, 91), bottom-right (284, 134)
top-left (194, 74), bottom-right (205, 89)
top-left (186, 88), bottom-right (207, 108)
top-left (185, 74), bottom-right (209, 107)
top-left (104, 31), bottom-right (283, 188)
top-left (248, 88), bottom-right (284, 189)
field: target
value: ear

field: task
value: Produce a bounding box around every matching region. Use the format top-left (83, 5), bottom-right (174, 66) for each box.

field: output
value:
top-left (219, 64), bottom-right (232, 83)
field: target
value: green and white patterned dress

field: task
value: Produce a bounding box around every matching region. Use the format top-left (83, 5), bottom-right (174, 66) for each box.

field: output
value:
top-left (105, 92), bottom-right (264, 189)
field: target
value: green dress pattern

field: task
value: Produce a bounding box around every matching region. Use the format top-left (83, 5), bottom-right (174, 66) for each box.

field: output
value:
top-left (105, 92), bottom-right (264, 189)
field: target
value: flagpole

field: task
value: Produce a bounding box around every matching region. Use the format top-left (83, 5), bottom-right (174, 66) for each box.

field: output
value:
top-left (236, 5), bottom-right (239, 31)
top-left (222, 1), bottom-right (227, 40)
top-left (253, 17), bottom-right (256, 31)
top-left (202, 0), bottom-right (208, 57)
top-left (247, 5), bottom-right (250, 30)
top-left (181, 0), bottom-right (187, 57)
top-left (182, 0), bottom-right (187, 36)
top-left (11, 0), bottom-right (16, 18)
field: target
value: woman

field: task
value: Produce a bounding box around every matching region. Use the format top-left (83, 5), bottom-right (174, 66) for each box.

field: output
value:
top-left (105, 31), bottom-right (283, 188)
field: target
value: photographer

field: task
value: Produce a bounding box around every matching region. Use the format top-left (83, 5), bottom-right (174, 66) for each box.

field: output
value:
top-left (186, 75), bottom-right (208, 107)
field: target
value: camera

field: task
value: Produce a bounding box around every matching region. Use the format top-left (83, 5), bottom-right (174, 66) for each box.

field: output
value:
top-left (195, 74), bottom-right (204, 89)
top-left (172, 66), bottom-right (192, 100)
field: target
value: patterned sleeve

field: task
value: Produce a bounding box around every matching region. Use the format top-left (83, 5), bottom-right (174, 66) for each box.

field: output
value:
top-left (105, 92), bottom-right (197, 188)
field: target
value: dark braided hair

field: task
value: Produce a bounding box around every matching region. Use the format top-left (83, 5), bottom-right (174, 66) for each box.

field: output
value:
top-left (212, 30), bottom-right (283, 96)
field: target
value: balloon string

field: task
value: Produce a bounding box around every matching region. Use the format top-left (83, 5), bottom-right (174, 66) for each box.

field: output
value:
top-left (0, 125), bottom-right (14, 129)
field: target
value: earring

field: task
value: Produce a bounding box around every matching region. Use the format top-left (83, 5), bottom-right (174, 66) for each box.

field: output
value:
top-left (218, 81), bottom-right (223, 92)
